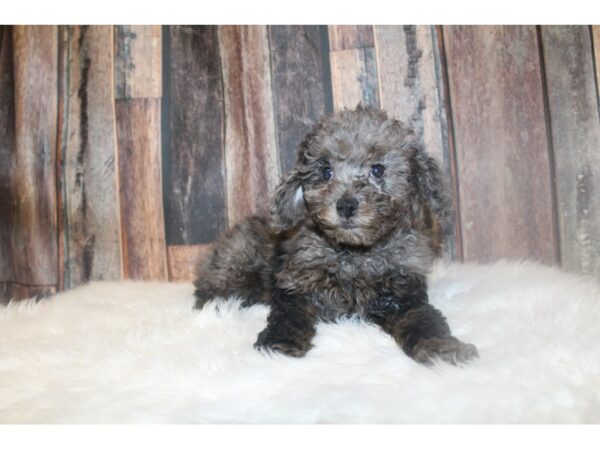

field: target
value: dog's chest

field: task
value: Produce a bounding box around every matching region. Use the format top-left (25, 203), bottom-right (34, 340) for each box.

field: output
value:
top-left (309, 250), bottom-right (391, 319)
top-left (278, 230), bottom-right (428, 320)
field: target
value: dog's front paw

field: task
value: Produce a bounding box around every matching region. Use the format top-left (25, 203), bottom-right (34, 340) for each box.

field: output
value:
top-left (254, 331), bottom-right (312, 357)
top-left (411, 336), bottom-right (478, 366)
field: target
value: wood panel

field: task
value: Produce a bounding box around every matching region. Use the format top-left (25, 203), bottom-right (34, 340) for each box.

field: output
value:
top-left (268, 25), bottom-right (330, 174)
top-left (0, 26), bottom-right (58, 302)
top-left (116, 99), bottom-right (168, 280)
top-left (443, 26), bottom-right (557, 264)
top-left (593, 26), bottom-right (600, 96)
top-left (163, 25), bottom-right (227, 246)
top-left (1, 282), bottom-right (56, 304)
top-left (328, 25), bottom-right (375, 51)
top-left (218, 25), bottom-right (280, 226)
top-left (374, 25), bottom-right (459, 259)
top-left (374, 26), bottom-right (446, 162)
top-left (542, 26), bottom-right (600, 276)
top-left (167, 244), bottom-right (213, 282)
top-left (114, 25), bottom-right (162, 99)
top-left (329, 26), bottom-right (379, 111)
top-left (329, 49), bottom-right (379, 111)
top-left (0, 26), bottom-right (16, 289)
top-left (59, 26), bottom-right (123, 288)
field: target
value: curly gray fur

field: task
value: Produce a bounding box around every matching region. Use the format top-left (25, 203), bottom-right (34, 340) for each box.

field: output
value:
top-left (194, 106), bottom-right (477, 365)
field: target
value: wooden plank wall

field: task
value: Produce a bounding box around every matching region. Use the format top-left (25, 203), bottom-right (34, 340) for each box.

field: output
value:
top-left (442, 26), bottom-right (557, 264)
top-left (3, 25), bottom-right (600, 302)
top-left (541, 26), bottom-right (600, 276)
top-left (1, 26), bottom-right (58, 302)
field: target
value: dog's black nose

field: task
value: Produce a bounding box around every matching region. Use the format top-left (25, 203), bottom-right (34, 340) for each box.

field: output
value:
top-left (336, 197), bottom-right (359, 218)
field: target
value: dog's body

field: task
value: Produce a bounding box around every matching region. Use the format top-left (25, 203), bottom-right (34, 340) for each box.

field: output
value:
top-left (194, 106), bottom-right (478, 364)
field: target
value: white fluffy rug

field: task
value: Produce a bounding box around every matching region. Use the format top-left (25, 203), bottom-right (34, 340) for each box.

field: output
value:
top-left (1, 261), bottom-right (600, 423)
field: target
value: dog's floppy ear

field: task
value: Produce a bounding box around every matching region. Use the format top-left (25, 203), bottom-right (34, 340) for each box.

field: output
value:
top-left (408, 146), bottom-right (452, 253)
top-left (270, 169), bottom-right (305, 233)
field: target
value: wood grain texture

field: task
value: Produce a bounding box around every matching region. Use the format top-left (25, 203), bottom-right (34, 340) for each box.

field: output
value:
top-left (542, 26), bottom-right (600, 276)
top-left (163, 26), bottom-right (227, 246)
top-left (374, 25), bottom-right (459, 259)
top-left (435, 26), bottom-right (463, 261)
top-left (0, 26), bottom-right (16, 285)
top-left (329, 26), bottom-right (379, 111)
top-left (443, 26), bottom-right (557, 264)
top-left (268, 25), bottom-right (329, 174)
top-left (116, 99), bottom-right (168, 280)
top-left (328, 25), bottom-right (375, 51)
top-left (219, 25), bottom-right (280, 226)
top-left (593, 26), bottom-right (600, 96)
top-left (0, 26), bottom-right (58, 294)
top-left (167, 244), bottom-right (213, 282)
top-left (114, 25), bottom-right (161, 99)
top-left (374, 26), bottom-right (446, 163)
top-left (330, 48), bottom-right (379, 111)
top-left (1, 282), bottom-right (56, 304)
top-left (59, 26), bottom-right (123, 288)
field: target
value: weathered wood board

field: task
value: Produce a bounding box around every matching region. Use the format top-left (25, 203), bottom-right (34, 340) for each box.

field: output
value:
top-left (328, 25), bottom-right (375, 51)
top-left (59, 26), bottom-right (123, 288)
top-left (542, 26), bottom-right (600, 276)
top-left (374, 25), bottom-right (459, 259)
top-left (1, 282), bottom-right (56, 304)
top-left (167, 244), bottom-right (213, 282)
top-left (443, 26), bottom-right (557, 264)
top-left (114, 25), bottom-right (162, 99)
top-left (116, 98), bottom-right (168, 280)
top-left (0, 26), bottom-right (16, 288)
top-left (218, 25), bottom-right (280, 226)
top-left (593, 26), bottom-right (600, 97)
top-left (268, 25), bottom-right (330, 174)
top-left (163, 25), bottom-right (227, 246)
top-left (329, 26), bottom-right (379, 111)
top-left (0, 26), bottom-right (58, 301)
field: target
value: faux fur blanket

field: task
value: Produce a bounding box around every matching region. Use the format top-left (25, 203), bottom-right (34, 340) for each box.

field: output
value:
top-left (1, 261), bottom-right (599, 423)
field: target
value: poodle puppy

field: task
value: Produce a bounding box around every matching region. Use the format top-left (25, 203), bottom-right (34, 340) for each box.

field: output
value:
top-left (194, 106), bottom-right (478, 365)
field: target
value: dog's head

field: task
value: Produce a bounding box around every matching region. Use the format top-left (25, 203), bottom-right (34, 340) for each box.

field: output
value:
top-left (271, 106), bottom-right (450, 250)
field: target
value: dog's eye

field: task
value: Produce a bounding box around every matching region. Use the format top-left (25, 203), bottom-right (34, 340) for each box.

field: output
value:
top-left (321, 166), bottom-right (334, 181)
top-left (370, 164), bottom-right (386, 178)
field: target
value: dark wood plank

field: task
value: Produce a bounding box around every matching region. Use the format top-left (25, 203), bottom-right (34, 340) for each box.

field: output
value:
top-left (0, 26), bottom-right (16, 286)
top-left (268, 25), bottom-right (329, 174)
top-left (0, 26), bottom-right (58, 296)
top-left (328, 25), bottom-right (375, 51)
top-left (374, 25), bottom-right (459, 260)
top-left (116, 99), bottom-right (168, 280)
top-left (114, 25), bottom-right (162, 99)
top-left (163, 25), bottom-right (227, 245)
top-left (1, 282), bottom-right (56, 304)
top-left (218, 25), bottom-right (280, 226)
top-left (59, 26), bottom-right (123, 288)
top-left (167, 244), bottom-right (213, 282)
top-left (56, 25), bottom-right (68, 290)
top-left (542, 26), bottom-right (600, 276)
top-left (443, 26), bottom-right (557, 264)
top-left (328, 26), bottom-right (379, 111)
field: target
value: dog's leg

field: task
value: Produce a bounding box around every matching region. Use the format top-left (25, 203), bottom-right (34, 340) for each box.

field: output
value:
top-left (365, 277), bottom-right (478, 365)
top-left (254, 288), bottom-right (318, 357)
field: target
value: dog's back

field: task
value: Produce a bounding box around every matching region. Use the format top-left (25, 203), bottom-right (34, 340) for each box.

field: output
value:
top-left (193, 216), bottom-right (276, 309)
